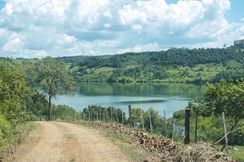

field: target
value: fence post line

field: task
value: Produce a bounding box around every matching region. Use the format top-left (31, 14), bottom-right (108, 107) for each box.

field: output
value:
top-left (184, 107), bottom-right (190, 144)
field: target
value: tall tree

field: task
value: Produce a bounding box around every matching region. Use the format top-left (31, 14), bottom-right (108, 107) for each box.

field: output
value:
top-left (35, 57), bottom-right (75, 120)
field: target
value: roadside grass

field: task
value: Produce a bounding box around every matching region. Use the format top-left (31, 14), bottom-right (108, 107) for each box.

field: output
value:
top-left (74, 121), bottom-right (145, 162)
top-left (103, 131), bottom-right (143, 162)
top-left (229, 146), bottom-right (244, 162)
top-left (0, 122), bottom-right (35, 160)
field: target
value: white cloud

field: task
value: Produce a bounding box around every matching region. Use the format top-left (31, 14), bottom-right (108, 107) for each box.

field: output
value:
top-left (0, 0), bottom-right (243, 58)
top-left (2, 33), bottom-right (24, 52)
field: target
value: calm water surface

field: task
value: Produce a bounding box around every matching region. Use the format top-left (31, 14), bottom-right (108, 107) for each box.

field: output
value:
top-left (53, 83), bottom-right (204, 117)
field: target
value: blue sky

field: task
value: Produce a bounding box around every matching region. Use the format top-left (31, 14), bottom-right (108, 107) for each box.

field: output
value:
top-left (0, 0), bottom-right (243, 58)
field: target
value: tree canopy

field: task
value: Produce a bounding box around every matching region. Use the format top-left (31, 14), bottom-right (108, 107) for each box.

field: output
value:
top-left (0, 61), bottom-right (30, 125)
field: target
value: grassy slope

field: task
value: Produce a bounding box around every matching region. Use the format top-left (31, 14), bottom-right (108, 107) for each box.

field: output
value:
top-left (72, 63), bottom-right (225, 83)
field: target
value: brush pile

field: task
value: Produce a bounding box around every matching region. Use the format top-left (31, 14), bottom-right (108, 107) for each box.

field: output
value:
top-left (85, 121), bottom-right (237, 162)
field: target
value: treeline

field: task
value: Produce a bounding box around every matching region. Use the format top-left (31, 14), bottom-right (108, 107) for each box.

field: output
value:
top-left (57, 40), bottom-right (244, 83)
top-left (59, 40), bottom-right (244, 68)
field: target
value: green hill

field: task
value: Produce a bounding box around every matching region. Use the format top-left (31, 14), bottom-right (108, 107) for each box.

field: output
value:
top-left (57, 40), bottom-right (244, 83)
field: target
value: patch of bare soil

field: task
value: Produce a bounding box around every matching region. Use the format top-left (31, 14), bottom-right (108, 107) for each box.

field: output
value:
top-left (5, 121), bottom-right (130, 162)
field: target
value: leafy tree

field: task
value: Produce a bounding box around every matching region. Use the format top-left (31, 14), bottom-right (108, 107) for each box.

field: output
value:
top-left (201, 81), bottom-right (243, 127)
top-left (26, 92), bottom-right (49, 120)
top-left (52, 105), bottom-right (78, 121)
top-left (0, 61), bottom-right (30, 126)
top-left (35, 57), bottom-right (75, 120)
top-left (193, 81), bottom-right (244, 147)
top-left (212, 69), bottom-right (244, 83)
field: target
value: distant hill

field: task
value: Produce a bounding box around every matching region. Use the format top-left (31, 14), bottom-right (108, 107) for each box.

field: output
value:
top-left (57, 40), bottom-right (244, 83)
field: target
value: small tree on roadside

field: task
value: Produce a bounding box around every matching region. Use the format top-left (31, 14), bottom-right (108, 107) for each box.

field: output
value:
top-left (201, 81), bottom-right (243, 129)
top-left (35, 57), bottom-right (75, 121)
top-left (194, 81), bottom-right (244, 149)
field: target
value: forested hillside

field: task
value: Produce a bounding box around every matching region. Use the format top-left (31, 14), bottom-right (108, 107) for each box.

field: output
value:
top-left (58, 40), bottom-right (244, 83)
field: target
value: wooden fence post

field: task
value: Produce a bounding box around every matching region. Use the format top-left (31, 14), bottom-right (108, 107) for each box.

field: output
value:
top-left (172, 118), bottom-right (176, 142)
top-left (149, 110), bottom-right (153, 133)
top-left (103, 109), bottom-right (105, 121)
top-left (110, 108), bottom-right (112, 120)
top-left (184, 108), bottom-right (190, 144)
top-left (195, 111), bottom-right (198, 143)
top-left (122, 112), bottom-right (125, 125)
top-left (221, 112), bottom-right (228, 151)
top-left (141, 108), bottom-right (145, 131)
top-left (128, 105), bottom-right (132, 127)
top-left (88, 110), bottom-right (90, 121)
top-left (117, 109), bottom-right (119, 123)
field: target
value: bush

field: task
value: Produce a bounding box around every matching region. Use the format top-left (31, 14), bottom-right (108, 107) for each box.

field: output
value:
top-left (0, 115), bottom-right (10, 146)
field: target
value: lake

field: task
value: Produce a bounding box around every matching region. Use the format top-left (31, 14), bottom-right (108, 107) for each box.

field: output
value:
top-left (53, 83), bottom-right (204, 118)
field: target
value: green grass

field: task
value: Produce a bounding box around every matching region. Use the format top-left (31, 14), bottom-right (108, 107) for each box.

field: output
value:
top-left (74, 121), bottom-right (144, 162)
top-left (104, 132), bottom-right (142, 162)
top-left (0, 122), bottom-right (35, 159)
top-left (94, 67), bottom-right (114, 73)
top-left (229, 146), bottom-right (244, 162)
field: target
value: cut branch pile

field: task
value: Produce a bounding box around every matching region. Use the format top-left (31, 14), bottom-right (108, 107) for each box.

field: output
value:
top-left (84, 121), bottom-right (237, 162)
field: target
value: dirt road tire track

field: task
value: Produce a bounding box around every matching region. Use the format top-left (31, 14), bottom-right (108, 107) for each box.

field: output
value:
top-left (8, 121), bottom-right (130, 162)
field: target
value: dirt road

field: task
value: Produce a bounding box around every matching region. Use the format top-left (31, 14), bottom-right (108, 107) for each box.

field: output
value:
top-left (9, 122), bottom-right (131, 162)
